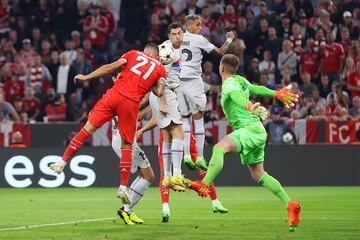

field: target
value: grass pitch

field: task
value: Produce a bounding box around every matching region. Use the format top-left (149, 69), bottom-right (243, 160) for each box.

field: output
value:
top-left (0, 187), bottom-right (359, 240)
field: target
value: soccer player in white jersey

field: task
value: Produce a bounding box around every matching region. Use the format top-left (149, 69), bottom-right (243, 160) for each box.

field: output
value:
top-left (179, 14), bottom-right (235, 170)
top-left (149, 22), bottom-right (186, 191)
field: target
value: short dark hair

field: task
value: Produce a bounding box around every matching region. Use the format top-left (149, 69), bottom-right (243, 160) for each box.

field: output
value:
top-left (221, 54), bottom-right (239, 74)
top-left (144, 43), bottom-right (159, 55)
top-left (167, 22), bottom-right (183, 34)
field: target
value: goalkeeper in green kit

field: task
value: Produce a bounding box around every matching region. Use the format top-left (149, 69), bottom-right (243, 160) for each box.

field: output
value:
top-left (184, 54), bottom-right (301, 232)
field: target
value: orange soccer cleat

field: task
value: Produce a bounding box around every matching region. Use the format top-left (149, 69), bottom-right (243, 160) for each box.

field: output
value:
top-left (183, 178), bottom-right (209, 198)
top-left (287, 201), bottom-right (301, 232)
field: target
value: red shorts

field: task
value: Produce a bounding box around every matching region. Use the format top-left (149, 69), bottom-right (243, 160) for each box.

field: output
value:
top-left (88, 88), bottom-right (139, 144)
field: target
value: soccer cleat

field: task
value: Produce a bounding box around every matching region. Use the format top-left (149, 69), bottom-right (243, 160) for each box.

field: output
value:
top-left (212, 201), bottom-right (228, 214)
top-left (162, 178), bottom-right (172, 188)
top-left (49, 163), bottom-right (64, 174)
top-left (161, 209), bottom-right (170, 223)
top-left (116, 189), bottom-right (131, 204)
top-left (183, 155), bottom-right (196, 170)
top-left (195, 157), bottom-right (208, 170)
top-left (287, 201), bottom-right (301, 232)
top-left (117, 208), bottom-right (134, 225)
top-left (129, 211), bottom-right (144, 224)
top-left (183, 179), bottom-right (209, 198)
top-left (170, 176), bottom-right (186, 192)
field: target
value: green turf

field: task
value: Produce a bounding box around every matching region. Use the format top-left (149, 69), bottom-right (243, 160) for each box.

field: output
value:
top-left (0, 187), bottom-right (359, 240)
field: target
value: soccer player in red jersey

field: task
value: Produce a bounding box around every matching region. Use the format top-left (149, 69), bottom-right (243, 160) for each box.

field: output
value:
top-left (137, 116), bottom-right (228, 222)
top-left (50, 43), bottom-right (166, 204)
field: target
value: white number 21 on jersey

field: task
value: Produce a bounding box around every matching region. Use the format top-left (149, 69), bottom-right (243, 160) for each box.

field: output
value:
top-left (130, 56), bottom-right (156, 80)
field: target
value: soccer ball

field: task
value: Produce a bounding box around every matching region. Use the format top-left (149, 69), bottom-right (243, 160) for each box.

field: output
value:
top-left (159, 44), bottom-right (175, 65)
top-left (282, 132), bottom-right (294, 144)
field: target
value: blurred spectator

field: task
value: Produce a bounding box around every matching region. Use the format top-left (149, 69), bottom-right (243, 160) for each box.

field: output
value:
top-left (320, 31), bottom-right (345, 82)
top-left (266, 107), bottom-right (293, 144)
top-left (247, 0), bottom-right (261, 17)
top-left (290, 23), bottom-right (303, 58)
top-left (154, 0), bottom-right (176, 20)
top-left (298, 12), bottom-right (313, 40)
top-left (102, 0), bottom-right (117, 61)
top-left (263, 27), bottom-right (283, 63)
top-left (16, 16), bottom-right (31, 43)
top-left (3, 74), bottom-right (24, 104)
top-left (254, 18), bottom-right (269, 53)
top-left (48, 50), bottom-right (60, 80)
top-left (62, 40), bottom-right (77, 64)
top-left (349, 96), bottom-right (360, 119)
top-left (259, 50), bottom-right (276, 86)
top-left (318, 74), bottom-right (331, 98)
top-left (22, 87), bottom-right (41, 121)
top-left (182, 0), bottom-right (201, 15)
top-left (0, 0), bottom-right (10, 38)
top-left (84, 4), bottom-right (109, 51)
top-left (312, 88), bottom-right (327, 107)
top-left (236, 17), bottom-right (253, 54)
top-left (278, 40), bottom-right (297, 79)
top-left (0, 91), bottom-right (20, 122)
top-left (74, 0), bottom-right (90, 32)
top-left (254, 1), bottom-right (276, 31)
top-left (19, 39), bottom-right (37, 66)
top-left (54, 53), bottom-right (76, 101)
top-left (33, 0), bottom-right (52, 34)
top-left (39, 39), bottom-right (52, 67)
top-left (300, 72), bottom-right (317, 97)
top-left (31, 27), bottom-right (42, 52)
top-left (218, 5), bottom-right (239, 31)
top-left (300, 38), bottom-right (320, 81)
top-left (325, 92), bottom-right (342, 117)
top-left (207, 0), bottom-right (224, 15)
top-left (347, 60), bottom-right (360, 100)
top-left (200, 6), bottom-right (216, 36)
top-left (13, 96), bottom-right (24, 115)
top-left (331, 80), bottom-right (350, 107)
top-left (342, 11), bottom-right (359, 40)
top-left (210, 21), bottom-right (226, 47)
top-left (0, 39), bottom-right (16, 67)
top-left (9, 131), bottom-right (27, 148)
top-left (156, 4), bottom-right (173, 43)
top-left (311, 105), bottom-right (328, 120)
top-left (71, 31), bottom-right (81, 49)
top-left (340, 26), bottom-right (352, 56)
top-left (279, 13), bottom-right (291, 39)
top-left (24, 55), bottom-right (52, 96)
top-left (202, 61), bottom-right (220, 85)
top-left (83, 39), bottom-right (97, 68)
top-left (247, 58), bottom-right (260, 83)
top-left (44, 93), bottom-right (74, 122)
top-left (298, 96), bottom-right (316, 119)
top-left (228, 37), bottom-right (246, 75)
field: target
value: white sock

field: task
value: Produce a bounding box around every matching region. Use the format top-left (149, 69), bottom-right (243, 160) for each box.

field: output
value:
top-left (183, 117), bottom-right (191, 156)
top-left (123, 176), bottom-right (141, 212)
top-left (128, 178), bottom-right (151, 211)
top-left (194, 118), bottom-right (205, 158)
top-left (171, 138), bottom-right (183, 177)
top-left (162, 202), bottom-right (170, 211)
top-left (212, 198), bottom-right (220, 204)
top-left (57, 160), bottom-right (67, 167)
top-left (162, 142), bottom-right (172, 179)
top-left (119, 185), bottom-right (127, 192)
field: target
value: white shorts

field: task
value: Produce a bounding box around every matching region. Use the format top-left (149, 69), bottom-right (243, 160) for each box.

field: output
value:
top-left (178, 78), bottom-right (206, 116)
top-left (149, 89), bottom-right (182, 129)
top-left (112, 118), bottom-right (151, 174)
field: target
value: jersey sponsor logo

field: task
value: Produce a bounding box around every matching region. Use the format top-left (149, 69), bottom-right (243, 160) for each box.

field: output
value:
top-left (120, 168), bottom-right (128, 173)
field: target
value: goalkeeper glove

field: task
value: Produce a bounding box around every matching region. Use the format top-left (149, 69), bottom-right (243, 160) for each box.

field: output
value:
top-left (274, 84), bottom-right (299, 108)
top-left (246, 102), bottom-right (268, 121)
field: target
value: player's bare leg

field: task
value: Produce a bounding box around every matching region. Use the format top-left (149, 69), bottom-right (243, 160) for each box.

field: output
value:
top-left (247, 162), bottom-right (301, 232)
top-left (192, 111), bottom-right (208, 170)
top-left (50, 121), bottom-right (97, 174)
top-left (120, 168), bottom-right (154, 224)
top-left (185, 136), bottom-right (237, 197)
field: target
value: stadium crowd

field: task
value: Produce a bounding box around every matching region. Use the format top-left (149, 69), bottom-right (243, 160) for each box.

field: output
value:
top-left (0, 0), bottom-right (360, 131)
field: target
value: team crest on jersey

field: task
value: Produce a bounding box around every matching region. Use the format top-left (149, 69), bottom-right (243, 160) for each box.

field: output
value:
top-left (171, 58), bottom-right (181, 68)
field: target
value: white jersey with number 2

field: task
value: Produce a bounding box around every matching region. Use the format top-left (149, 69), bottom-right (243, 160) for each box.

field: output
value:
top-left (180, 31), bottom-right (215, 79)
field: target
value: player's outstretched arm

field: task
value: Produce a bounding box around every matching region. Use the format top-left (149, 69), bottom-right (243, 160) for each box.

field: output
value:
top-left (249, 84), bottom-right (299, 108)
top-left (211, 31), bottom-right (235, 57)
top-left (137, 115), bottom-right (158, 139)
top-left (74, 58), bottom-right (126, 83)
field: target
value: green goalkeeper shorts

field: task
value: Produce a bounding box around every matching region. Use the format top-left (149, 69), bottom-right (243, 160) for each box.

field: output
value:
top-left (228, 122), bottom-right (267, 165)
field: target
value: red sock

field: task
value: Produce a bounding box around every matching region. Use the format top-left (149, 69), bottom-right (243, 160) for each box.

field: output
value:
top-left (159, 175), bottom-right (170, 204)
top-left (62, 128), bottom-right (90, 162)
top-left (119, 148), bottom-right (132, 187)
top-left (198, 169), bottom-right (218, 200)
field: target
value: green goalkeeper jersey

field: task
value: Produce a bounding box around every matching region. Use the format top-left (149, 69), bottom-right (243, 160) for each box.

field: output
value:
top-left (220, 75), bottom-right (275, 130)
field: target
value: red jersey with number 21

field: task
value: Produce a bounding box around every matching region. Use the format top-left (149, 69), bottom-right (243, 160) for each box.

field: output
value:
top-left (114, 50), bottom-right (166, 102)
